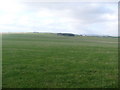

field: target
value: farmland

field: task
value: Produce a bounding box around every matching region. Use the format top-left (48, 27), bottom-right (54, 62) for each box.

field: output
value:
top-left (2, 33), bottom-right (118, 88)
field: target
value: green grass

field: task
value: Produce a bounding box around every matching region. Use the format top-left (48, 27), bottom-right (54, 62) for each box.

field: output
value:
top-left (2, 33), bottom-right (118, 88)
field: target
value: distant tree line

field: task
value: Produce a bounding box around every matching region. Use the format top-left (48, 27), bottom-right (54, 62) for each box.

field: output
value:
top-left (57, 33), bottom-right (75, 36)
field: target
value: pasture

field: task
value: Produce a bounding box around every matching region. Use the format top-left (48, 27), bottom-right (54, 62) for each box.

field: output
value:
top-left (2, 33), bottom-right (118, 88)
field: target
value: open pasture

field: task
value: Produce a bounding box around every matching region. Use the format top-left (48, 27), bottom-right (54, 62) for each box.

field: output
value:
top-left (2, 33), bottom-right (118, 88)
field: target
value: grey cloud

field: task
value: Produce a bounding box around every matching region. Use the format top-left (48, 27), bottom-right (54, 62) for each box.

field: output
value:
top-left (24, 2), bottom-right (117, 24)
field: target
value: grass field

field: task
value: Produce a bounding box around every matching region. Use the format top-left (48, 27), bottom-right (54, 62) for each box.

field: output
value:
top-left (2, 33), bottom-right (118, 88)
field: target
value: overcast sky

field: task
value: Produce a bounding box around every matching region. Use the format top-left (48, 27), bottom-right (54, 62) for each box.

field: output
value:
top-left (0, 0), bottom-right (118, 36)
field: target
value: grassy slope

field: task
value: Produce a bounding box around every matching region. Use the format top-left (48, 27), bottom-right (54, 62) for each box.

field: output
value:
top-left (2, 33), bottom-right (118, 88)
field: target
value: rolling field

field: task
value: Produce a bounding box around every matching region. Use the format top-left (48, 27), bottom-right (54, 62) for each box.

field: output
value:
top-left (2, 33), bottom-right (118, 88)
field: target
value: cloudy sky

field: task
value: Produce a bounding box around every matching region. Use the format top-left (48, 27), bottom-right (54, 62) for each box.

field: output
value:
top-left (0, 0), bottom-right (118, 36)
